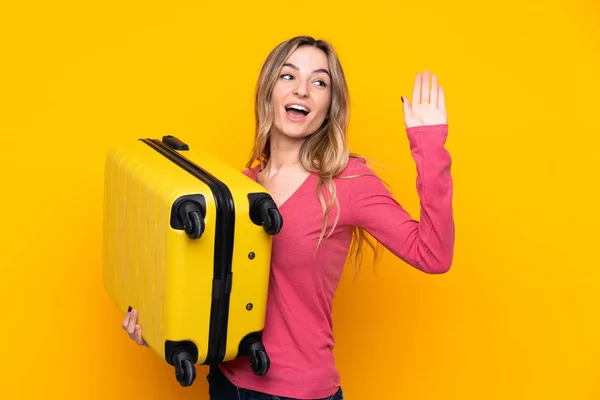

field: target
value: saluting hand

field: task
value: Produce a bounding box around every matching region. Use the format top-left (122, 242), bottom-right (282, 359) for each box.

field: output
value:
top-left (402, 70), bottom-right (448, 128)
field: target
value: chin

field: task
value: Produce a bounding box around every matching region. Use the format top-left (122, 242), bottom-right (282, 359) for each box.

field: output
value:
top-left (273, 111), bottom-right (324, 141)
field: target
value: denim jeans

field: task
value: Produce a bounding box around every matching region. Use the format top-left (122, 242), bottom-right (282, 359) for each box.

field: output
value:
top-left (207, 365), bottom-right (344, 400)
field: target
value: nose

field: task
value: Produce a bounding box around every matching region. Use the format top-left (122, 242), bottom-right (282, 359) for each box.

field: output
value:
top-left (293, 80), bottom-right (309, 98)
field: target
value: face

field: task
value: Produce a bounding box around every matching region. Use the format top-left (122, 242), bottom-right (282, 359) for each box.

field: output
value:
top-left (270, 45), bottom-right (332, 140)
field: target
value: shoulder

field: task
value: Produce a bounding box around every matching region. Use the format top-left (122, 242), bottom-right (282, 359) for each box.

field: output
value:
top-left (338, 156), bottom-right (379, 179)
top-left (241, 164), bottom-right (261, 181)
top-left (346, 156), bottom-right (392, 193)
top-left (333, 156), bottom-right (386, 199)
top-left (335, 157), bottom-right (395, 217)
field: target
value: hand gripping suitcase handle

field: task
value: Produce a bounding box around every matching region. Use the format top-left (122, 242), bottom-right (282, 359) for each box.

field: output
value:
top-left (248, 194), bottom-right (283, 235)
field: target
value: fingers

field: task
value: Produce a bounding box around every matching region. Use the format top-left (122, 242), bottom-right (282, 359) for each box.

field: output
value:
top-left (411, 70), bottom-right (442, 107)
top-left (438, 85), bottom-right (446, 114)
top-left (421, 70), bottom-right (430, 104)
top-left (430, 73), bottom-right (438, 107)
top-left (121, 307), bottom-right (132, 330)
top-left (411, 73), bottom-right (421, 104)
top-left (134, 325), bottom-right (143, 344)
top-left (401, 96), bottom-right (411, 115)
top-left (125, 308), bottom-right (138, 338)
top-left (134, 325), bottom-right (148, 346)
top-left (122, 306), bottom-right (148, 346)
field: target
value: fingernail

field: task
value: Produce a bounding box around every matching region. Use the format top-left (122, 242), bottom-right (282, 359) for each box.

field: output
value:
top-left (128, 306), bottom-right (132, 312)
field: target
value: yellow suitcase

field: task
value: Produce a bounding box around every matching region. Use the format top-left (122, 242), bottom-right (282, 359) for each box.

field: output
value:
top-left (102, 135), bottom-right (283, 386)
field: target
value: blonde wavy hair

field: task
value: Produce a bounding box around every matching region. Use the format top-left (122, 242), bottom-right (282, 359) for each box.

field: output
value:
top-left (246, 36), bottom-right (383, 270)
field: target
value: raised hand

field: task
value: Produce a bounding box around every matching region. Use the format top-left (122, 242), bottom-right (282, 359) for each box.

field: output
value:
top-left (401, 70), bottom-right (448, 128)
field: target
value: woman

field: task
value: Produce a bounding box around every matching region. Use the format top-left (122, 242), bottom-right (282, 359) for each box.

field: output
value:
top-left (121, 35), bottom-right (454, 400)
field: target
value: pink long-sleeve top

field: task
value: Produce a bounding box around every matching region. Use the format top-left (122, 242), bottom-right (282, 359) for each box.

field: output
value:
top-left (220, 124), bottom-right (455, 399)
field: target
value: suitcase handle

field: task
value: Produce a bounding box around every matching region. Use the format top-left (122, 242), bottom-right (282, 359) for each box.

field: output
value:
top-left (162, 135), bottom-right (189, 151)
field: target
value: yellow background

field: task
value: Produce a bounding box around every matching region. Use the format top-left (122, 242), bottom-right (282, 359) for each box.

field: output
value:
top-left (0, 0), bottom-right (598, 399)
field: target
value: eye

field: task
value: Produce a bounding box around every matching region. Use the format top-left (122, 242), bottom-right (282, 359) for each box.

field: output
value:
top-left (314, 80), bottom-right (327, 87)
top-left (280, 73), bottom-right (293, 80)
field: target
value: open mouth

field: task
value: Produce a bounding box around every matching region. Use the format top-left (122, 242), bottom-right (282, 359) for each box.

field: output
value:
top-left (285, 104), bottom-right (310, 117)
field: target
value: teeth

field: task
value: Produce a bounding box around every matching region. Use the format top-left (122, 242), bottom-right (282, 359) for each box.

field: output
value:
top-left (287, 104), bottom-right (308, 113)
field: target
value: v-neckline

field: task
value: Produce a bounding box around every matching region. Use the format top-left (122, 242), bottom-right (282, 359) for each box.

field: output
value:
top-left (253, 167), bottom-right (314, 210)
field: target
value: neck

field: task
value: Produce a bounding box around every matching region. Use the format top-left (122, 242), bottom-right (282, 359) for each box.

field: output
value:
top-left (262, 132), bottom-right (305, 174)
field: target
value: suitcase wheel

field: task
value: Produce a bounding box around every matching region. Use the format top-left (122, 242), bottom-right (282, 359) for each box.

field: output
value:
top-left (240, 334), bottom-right (271, 376)
top-left (263, 208), bottom-right (283, 236)
top-left (167, 342), bottom-right (198, 387)
top-left (173, 197), bottom-right (206, 240)
top-left (250, 348), bottom-right (270, 377)
top-left (175, 359), bottom-right (196, 387)
top-left (248, 194), bottom-right (284, 235)
top-left (183, 209), bottom-right (205, 240)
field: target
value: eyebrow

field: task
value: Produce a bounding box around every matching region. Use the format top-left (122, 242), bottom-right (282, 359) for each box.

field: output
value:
top-left (283, 63), bottom-right (330, 77)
